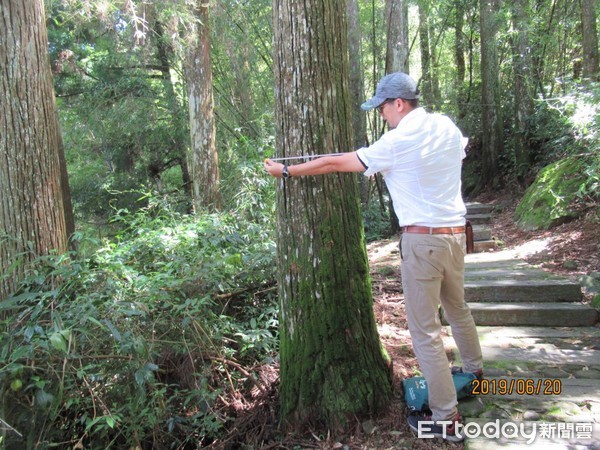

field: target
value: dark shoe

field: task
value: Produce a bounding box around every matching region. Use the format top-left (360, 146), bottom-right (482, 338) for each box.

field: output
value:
top-left (451, 366), bottom-right (484, 380)
top-left (407, 412), bottom-right (464, 442)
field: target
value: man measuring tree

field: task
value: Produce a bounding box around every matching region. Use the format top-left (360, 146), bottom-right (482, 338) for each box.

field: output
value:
top-left (265, 71), bottom-right (483, 442)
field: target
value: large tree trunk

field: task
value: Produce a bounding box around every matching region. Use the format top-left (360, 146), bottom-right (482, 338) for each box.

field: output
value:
top-left (272, 0), bottom-right (392, 430)
top-left (184, 0), bottom-right (222, 212)
top-left (511, 0), bottom-right (535, 181)
top-left (581, 0), bottom-right (599, 81)
top-left (479, 0), bottom-right (504, 188)
top-left (0, 0), bottom-right (74, 302)
top-left (385, 0), bottom-right (410, 74)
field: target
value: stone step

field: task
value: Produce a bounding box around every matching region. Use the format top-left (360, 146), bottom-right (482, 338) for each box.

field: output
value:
top-left (444, 327), bottom-right (600, 368)
top-left (465, 266), bottom-right (552, 279)
top-left (466, 377), bottom-right (600, 401)
top-left (465, 325), bottom-right (600, 340)
top-left (472, 224), bottom-right (492, 241)
top-left (473, 240), bottom-right (497, 253)
top-left (466, 202), bottom-right (495, 215)
top-left (465, 213), bottom-right (493, 224)
top-left (445, 326), bottom-right (600, 375)
top-left (478, 341), bottom-right (600, 367)
top-left (464, 279), bottom-right (583, 303)
top-left (463, 419), bottom-right (599, 450)
top-left (459, 378), bottom-right (600, 420)
top-left (462, 302), bottom-right (598, 327)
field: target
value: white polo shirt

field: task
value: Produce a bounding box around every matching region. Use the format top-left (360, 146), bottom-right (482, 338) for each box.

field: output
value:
top-left (356, 108), bottom-right (467, 227)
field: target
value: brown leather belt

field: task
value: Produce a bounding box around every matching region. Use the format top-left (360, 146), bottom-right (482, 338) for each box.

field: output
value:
top-left (403, 225), bottom-right (466, 234)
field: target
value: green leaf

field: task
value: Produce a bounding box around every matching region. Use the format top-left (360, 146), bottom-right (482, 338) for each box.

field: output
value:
top-left (0, 292), bottom-right (37, 311)
top-left (49, 331), bottom-right (68, 353)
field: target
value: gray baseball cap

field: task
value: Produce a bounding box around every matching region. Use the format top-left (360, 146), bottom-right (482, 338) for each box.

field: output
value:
top-left (361, 72), bottom-right (420, 110)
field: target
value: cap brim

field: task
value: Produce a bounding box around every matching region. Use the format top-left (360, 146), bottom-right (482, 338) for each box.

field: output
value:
top-left (361, 95), bottom-right (386, 111)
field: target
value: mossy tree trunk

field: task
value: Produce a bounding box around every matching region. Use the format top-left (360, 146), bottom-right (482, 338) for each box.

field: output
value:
top-left (272, 0), bottom-right (393, 431)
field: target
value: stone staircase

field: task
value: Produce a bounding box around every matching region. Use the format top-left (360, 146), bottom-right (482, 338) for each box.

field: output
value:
top-left (444, 203), bottom-right (600, 449)
top-left (466, 202), bottom-right (497, 253)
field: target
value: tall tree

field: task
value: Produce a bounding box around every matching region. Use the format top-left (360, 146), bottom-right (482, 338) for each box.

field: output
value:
top-left (511, 0), bottom-right (535, 181)
top-left (581, 0), bottom-right (599, 81)
top-left (152, 15), bottom-right (193, 197)
top-left (0, 0), bottom-right (74, 301)
top-left (454, 0), bottom-right (467, 119)
top-left (184, 0), bottom-right (222, 212)
top-left (479, 0), bottom-right (504, 188)
top-left (385, 0), bottom-right (410, 74)
top-left (347, 0), bottom-right (370, 203)
top-left (418, 3), bottom-right (441, 110)
top-left (272, 0), bottom-right (392, 430)
top-left (347, 0), bottom-right (367, 149)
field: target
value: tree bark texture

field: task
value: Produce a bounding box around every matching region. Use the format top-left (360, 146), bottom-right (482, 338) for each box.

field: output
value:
top-left (385, 0), bottom-right (410, 74)
top-left (581, 0), bottom-right (599, 81)
top-left (511, 0), bottom-right (535, 180)
top-left (418, 4), bottom-right (440, 110)
top-left (454, 0), bottom-right (467, 119)
top-left (479, 0), bottom-right (504, 187)
top-left (346, 0), bottom-right (367, 149)
top-left (0, 0), bottom-right (73, 301)
top-left (185, 0), bottom-right (222, 212)
top-left (272, 0), bottom-right (392, 430)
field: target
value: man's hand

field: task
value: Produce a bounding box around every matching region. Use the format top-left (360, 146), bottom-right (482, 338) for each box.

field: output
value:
top-left (264, 159), bottom-right (285, 178)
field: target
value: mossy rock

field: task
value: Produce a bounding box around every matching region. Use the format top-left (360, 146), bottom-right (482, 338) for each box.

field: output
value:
top-left (515, 156), bottom-right (585, 230)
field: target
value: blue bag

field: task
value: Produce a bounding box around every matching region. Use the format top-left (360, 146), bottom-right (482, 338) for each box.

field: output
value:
top-left (402, 372), bottom-right (477, 413)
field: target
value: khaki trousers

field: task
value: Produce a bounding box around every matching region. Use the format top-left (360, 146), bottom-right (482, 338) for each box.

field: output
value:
top-left (400, 232), bottom-right (483, 421)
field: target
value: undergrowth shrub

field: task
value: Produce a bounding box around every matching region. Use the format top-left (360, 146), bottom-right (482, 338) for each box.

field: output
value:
top-left (0, 198), bottom-right (277, 449)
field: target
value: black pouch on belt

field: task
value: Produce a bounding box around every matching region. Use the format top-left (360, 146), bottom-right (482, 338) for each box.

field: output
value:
top-left (465, 220), bottom-right (474, 253)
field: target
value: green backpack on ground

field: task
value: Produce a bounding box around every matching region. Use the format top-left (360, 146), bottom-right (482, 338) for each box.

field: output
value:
top-left (402, 372), bottom-right (477, 413)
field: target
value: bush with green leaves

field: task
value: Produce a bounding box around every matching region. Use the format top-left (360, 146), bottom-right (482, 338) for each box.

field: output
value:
top-left (0, 200), bottom-right (278, 449)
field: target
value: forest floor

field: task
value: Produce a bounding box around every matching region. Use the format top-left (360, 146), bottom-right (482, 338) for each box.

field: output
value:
top-left (220, 193), bottom-right (598, 450)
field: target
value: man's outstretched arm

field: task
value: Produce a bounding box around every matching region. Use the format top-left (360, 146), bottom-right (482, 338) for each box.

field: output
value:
top-left (264, 152), bottom-right (366, 178)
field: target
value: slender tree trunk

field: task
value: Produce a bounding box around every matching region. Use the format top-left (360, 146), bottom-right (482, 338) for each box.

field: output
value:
top-left (222, 27), bottom-right (257, 139)
top-left (272, 0), bottom-right (392, 430)
top-left (347, 0), bottom-right (367, 150)
top-left (454, 0), bottom-right (467, 119)
top-left (0, 0), bottom-right (73, 301)
top-left (511, 0), bottom-right (535, 181)
top-left (184, 0), bottom-right (222, 212)
top-left (153, 18), bottom-right (192, 198)
top-left (581, 0), bottom-right (599, 81)
top-left (383, 0), bottom-right (411, 233)
top-left (418, 4), bottom-right (440, 110)
top-left (347, 0), bottom-right (369, 202)
top-left (385, 0), bottom-right (410, 74)
top-left (479, 0), bottom-right (504, 188)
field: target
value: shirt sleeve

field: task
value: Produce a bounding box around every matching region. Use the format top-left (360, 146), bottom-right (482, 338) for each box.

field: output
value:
top-left (356, 136), bottom-right (395, 177)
